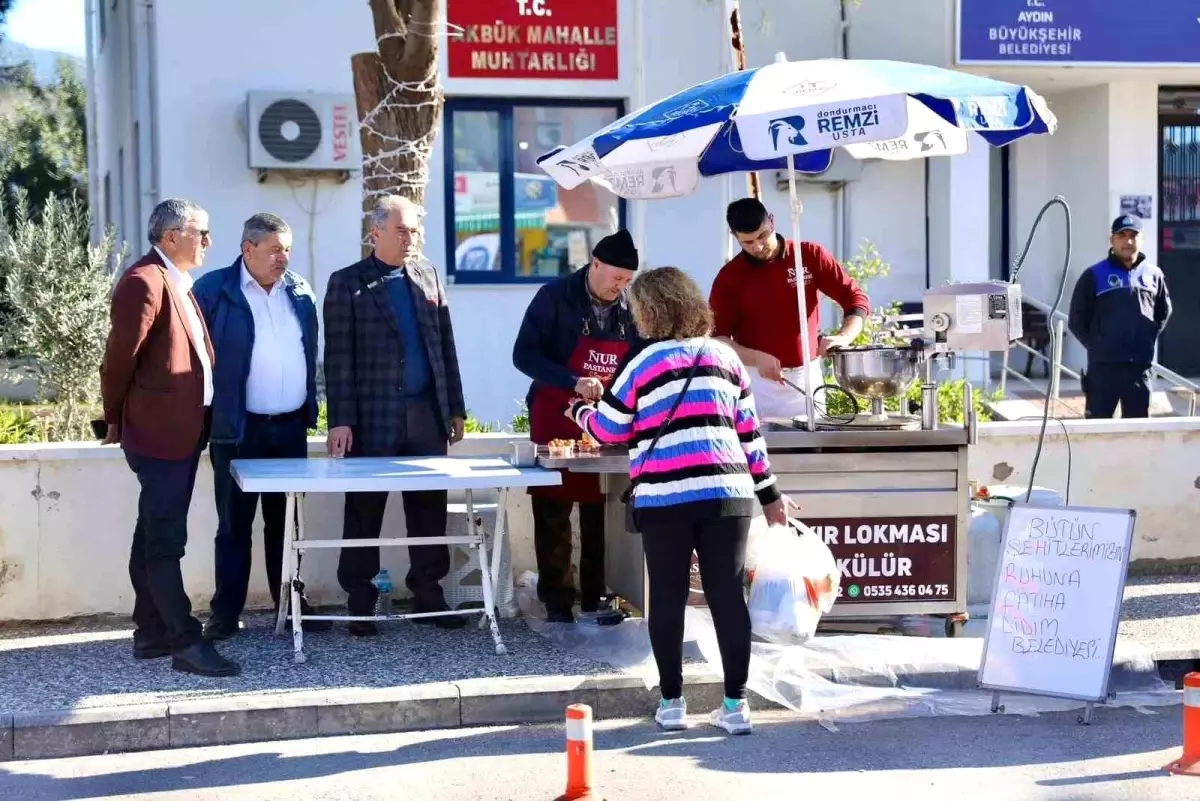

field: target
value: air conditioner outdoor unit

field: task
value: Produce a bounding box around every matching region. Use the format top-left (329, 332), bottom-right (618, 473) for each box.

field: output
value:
top-left (247, 91), bottom-right (362, 174)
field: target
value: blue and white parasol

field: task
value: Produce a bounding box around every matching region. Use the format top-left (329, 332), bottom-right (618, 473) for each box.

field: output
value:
top-left (536, 57), bottom-right (1056, 199)
top-left (536, 56), bottom-right (1057, 424)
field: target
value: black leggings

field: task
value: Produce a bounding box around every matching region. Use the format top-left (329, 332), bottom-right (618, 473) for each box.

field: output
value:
top-left (641, 515), bottom-right (751, 701)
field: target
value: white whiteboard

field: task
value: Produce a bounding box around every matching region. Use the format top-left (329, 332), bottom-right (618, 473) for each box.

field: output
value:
top-left (978, 503), bottom-right (1136, 703)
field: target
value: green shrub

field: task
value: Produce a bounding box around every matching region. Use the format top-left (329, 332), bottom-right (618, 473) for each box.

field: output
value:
top-left (509, 401), bottom-right (529, 434)
top-left (0, 404), bottom-right (41, 444)
top-left (820, 378), bottom-right (998, 425)
top-left (306, 400), bottom-right (498, 436)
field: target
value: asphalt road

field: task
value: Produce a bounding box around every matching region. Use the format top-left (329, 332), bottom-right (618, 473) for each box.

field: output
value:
top-left (0, 706), bottom-right (1191, 800)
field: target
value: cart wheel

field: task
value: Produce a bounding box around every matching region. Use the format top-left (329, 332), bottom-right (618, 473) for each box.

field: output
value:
top-left (945, 619), bottom-right (962, 638)
top-left (495, 643), bottom-right (508, 656)
top-left (294, 652), bottom-right (308, 665)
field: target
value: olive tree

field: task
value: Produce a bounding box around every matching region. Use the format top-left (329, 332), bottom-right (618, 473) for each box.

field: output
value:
top-left (0, 192), bottom-right (125, 440)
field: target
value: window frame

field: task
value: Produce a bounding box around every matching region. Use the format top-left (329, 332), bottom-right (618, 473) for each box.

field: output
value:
top-left (443, 97), bottom-right (627, 285)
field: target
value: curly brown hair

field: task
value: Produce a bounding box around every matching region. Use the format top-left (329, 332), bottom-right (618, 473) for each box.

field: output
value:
top-left (629, 266), bottom-right (713, 341)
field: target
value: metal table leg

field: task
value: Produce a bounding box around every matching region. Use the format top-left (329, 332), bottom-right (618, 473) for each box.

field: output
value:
top-left (489, 488), bottom-right (512, 619)
top-left (274, 495), bottom-right (294, 637)
top-left (468, 488), bottom-right (507, 655)
top-left (289, 492), bottom-right (307, 664)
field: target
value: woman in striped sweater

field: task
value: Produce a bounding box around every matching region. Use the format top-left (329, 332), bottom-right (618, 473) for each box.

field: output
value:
top-left (565, 266), bottom-right (794, 735)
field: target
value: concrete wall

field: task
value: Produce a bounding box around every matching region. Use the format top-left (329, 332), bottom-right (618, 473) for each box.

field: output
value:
top-left (1, 419), bottom-right (1197, 622)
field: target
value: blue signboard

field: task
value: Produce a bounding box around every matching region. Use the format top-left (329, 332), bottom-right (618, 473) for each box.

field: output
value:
top-left (957, 0), bottom-right (1200, 66)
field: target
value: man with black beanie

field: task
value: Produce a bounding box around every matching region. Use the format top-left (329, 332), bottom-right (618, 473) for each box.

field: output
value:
top-left (512, 229), bottom-right (643, 622)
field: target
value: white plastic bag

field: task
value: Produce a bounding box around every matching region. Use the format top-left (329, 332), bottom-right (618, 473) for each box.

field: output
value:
top-left (747, 518), bottom-right (840, 643)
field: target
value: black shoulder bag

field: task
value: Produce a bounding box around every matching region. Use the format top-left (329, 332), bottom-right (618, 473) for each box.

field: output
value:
top-left (620, 343), bottom-right (706, 534)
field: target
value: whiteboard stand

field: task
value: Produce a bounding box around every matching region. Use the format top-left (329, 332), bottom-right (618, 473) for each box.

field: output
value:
top-left (977, 503), bottom-right (1137, 726)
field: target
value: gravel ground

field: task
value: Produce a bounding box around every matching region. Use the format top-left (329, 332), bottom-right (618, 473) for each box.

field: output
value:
top-left (1117, 575), bottom-right (1200, 654)
top-left (1, 574), bottom-right (1195, 716)
top-left (0, 611), bottom-right (614, 715)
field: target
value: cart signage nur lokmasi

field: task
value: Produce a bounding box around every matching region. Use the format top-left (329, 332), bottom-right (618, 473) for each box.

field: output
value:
top-left (801, 516), bottom-right (957, 603)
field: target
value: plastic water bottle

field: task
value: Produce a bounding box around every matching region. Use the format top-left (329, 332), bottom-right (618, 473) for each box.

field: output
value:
top-left (373, 569), bottom-right (393, 618)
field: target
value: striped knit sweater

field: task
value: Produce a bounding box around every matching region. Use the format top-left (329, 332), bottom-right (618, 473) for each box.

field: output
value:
top-left (570, 338), bottom-right (781, 524)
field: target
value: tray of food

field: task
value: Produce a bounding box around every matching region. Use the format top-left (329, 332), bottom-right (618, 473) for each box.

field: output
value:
top-left (537, 433), bottom-right (629, 470)
top-left (543, 433), bottom-right (600, 459)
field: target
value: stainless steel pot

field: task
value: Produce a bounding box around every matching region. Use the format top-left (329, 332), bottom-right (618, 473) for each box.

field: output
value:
top-left (827, 345), bottom-right (922, 401)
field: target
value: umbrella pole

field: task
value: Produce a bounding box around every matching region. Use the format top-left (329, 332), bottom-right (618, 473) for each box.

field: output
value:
top-left (724, 0), bottom-right (761, 201)
top-left (785, 153), bottom-right (816, 432)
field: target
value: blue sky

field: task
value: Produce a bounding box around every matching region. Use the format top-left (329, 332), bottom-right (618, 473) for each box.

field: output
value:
top-left (3, 0), bottom-right (85, 57)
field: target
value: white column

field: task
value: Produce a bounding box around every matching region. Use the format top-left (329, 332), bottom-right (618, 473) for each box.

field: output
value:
top-left (929, 141), bottom-right (992, 384)
top-left (1106, 81), bottom-right (1159, 265)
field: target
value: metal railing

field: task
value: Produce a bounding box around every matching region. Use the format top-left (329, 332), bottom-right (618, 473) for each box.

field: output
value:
top-left (999, 295), bottom-right (1198, 417)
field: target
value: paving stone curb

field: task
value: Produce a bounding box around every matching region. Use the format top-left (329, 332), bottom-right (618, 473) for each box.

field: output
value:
top-left (0, 655), bottom-right (1182, 762)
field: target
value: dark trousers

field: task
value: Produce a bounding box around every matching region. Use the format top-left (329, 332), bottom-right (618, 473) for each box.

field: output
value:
top-left (125, 441), bottom-right (206, 650)
top-left (1084, 362), bottom-right (1151, 419)
top-left (209, 410), bottom-right (309, 622)
top-left (338, 399), bottom-right (450, 614)
top-left (531, 497), bottom-right (605, 612)
top-left (641, 515), bottom-right (752, 701)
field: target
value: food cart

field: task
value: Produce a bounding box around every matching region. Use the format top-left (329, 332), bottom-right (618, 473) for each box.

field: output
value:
top-left (539, 281), bottom-right (1020, 637)
top-left (529, 55), bottom-right (1056, 636)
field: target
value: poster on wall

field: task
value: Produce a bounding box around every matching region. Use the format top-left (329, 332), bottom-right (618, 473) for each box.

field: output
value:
top-left (447, 0), bottom-right (619, 80)
top-left (1119, 195), bottom-right (1153, 221)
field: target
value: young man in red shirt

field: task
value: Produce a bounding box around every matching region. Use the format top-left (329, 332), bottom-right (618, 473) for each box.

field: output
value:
top-left (709, 198), bottom-right (871, 419)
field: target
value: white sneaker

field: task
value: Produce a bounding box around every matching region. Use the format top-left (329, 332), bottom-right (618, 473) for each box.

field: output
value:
top-left (710, 699), bottom-right (753, 735)
top-left (655, 697), bottom-right (689, 731)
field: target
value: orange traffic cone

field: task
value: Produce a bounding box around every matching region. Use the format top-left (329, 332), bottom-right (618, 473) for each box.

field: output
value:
top-left (555, 704), bottom-right (598, 801)
top-left (1165, 672), bottom-right (1200, 775)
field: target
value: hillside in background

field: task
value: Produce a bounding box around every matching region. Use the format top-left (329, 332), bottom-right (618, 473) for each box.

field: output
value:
top-left (0, 39), bottom-right (83, 85)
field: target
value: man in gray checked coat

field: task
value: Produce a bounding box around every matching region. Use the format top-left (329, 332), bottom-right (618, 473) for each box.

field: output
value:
top-left (323, 195), bottom-right (467, 637)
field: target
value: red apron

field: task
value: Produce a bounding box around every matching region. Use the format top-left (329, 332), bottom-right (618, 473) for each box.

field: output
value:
top-left (529, 317), bottom-right (630, 503)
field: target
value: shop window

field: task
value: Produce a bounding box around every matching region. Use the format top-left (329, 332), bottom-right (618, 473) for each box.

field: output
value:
top-left (444, 99), bottom-right (625, 284)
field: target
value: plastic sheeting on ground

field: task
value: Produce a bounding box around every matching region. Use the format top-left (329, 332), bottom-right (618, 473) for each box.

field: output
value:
top-left (515, 573), bottom-right (1179, 725)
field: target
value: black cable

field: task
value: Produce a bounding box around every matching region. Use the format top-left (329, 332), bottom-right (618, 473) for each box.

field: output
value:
top-left (1014, 414), bottom-right (1072, 506)
top-left (1007, 195), bottom-right (1072, 504)
top-left (810, 383), bottom-right (867, 427)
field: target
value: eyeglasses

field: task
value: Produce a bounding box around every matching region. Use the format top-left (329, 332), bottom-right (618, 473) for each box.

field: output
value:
top-left (169, 227), bottom-right (211, 240)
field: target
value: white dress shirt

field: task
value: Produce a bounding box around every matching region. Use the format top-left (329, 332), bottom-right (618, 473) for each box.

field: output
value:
top-left (154, 246), bottom-right (214, 407)
top-left (241, 261), bottom-right (308, 415)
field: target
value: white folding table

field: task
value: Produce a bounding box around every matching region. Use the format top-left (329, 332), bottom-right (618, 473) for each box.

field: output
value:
top-left (230, 455), bottom-right (561, 663)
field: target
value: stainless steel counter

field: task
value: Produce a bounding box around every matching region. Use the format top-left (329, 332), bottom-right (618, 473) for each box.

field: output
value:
top-left (759, 422), bottom-right (969, 449)
top-left (536, 423), bottom-right (969, 474)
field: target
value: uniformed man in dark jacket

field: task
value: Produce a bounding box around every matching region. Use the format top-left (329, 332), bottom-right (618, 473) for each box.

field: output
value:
top-left (1067, 215), bottom-right (1172, 419)
top-left (512, 230), bottom-right (643, 623)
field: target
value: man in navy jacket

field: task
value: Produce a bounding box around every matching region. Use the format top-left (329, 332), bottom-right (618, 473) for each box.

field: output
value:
top-left (193, 213), bottom-right (329, 639)
top-left (512, 230), bottom-right (643, 622)
top-left (1067, 215), bottom-right (1173, 419)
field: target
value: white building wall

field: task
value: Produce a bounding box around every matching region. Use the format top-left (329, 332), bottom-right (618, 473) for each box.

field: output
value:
top-left (84, 0), bottom-right (1197, 423)
top-left (1005, 81), bottom-right (1163, 367)
top-left (85, 0), bottom-right (137, 250)
top-left (149, 0), bottom-right (376, 301)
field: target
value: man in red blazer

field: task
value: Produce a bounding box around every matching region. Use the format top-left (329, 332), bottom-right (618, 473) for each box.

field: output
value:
top-left (100, 198), bottom-right (239, 677)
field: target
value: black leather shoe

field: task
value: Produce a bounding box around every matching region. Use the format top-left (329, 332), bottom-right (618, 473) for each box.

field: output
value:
top-left (203, 616), bottom-right (241, 641)
top-left (133, 639), bottom-right (171, 660)
top-left (171, 641), bottom-right (241, 677)
top-left (348, 620), bottom-right (379, 637)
